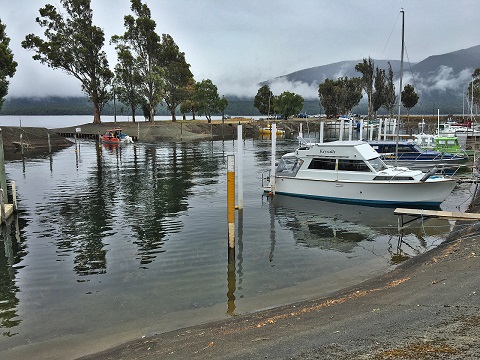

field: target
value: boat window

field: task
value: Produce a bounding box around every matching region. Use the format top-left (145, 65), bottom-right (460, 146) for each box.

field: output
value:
top-left (373, 176), bottom-right (414, 180)
top-left (276, 157), bottom-right (303, 176)
top-left (398, 145), bottom-right (414, 153)
top-left (367, 157), bottom-right (388, 171)
top-left (308, 158), bottom-right (336, 170)
top-left (337, 159), bottom-right (371, 172)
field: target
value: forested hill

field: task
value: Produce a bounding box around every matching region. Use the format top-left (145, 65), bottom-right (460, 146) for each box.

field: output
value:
top-left (0, 96), bottom-right (267, 117)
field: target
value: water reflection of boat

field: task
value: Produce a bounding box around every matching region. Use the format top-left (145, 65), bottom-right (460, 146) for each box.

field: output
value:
top-left (101, 128), bottom-right (134, 144)
top-left (271, 195), bottom-right (450, 253)
top-left (267, 139), bottom-right (457, 207)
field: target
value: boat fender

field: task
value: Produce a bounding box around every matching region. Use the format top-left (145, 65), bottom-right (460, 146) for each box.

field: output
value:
top-left (420, 166), bottom-right (438, 182)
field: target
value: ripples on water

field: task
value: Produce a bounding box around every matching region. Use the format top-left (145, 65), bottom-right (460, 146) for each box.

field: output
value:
top-left (0, 137), bottom-right (474, 354)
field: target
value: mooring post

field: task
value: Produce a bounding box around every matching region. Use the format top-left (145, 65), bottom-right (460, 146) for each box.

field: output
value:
top-left (0, 189), bottom-right (5, 225)
top-left (359, 119), bottom-right (364, 140)
top-left (237, 125), bottom-right (243, 209)
top-left (47, 132), bottom-right (51, 153)
top-left (320, 121), bottom-right (324, 143)
top-left (348, 119), bottom-right (353, 141)
top-left (20, 133), bottom-right (24, 155)
top-left (269, 123), bottom-right (277, 194)
top-left (378, 119), bottom-right (383, 140)
top-left (11, 181), bottom-right (17, 212)
top-left (339, 119), bottom-right (345, 140)
top-left (227, 154), bottom-right (235, 249)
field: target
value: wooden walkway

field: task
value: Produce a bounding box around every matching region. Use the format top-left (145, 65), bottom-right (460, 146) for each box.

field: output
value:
top-left (56, 131), bottom-right (139, 142)
top-left (394, 207), bottom-right (480, 230)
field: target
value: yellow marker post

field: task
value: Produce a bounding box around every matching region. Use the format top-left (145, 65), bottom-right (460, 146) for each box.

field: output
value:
top-left (227, 154), bottom-right (235, 249)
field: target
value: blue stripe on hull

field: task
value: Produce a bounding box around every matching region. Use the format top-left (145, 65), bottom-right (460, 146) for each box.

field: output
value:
top-left (270, 191), bottom-right (442, 208)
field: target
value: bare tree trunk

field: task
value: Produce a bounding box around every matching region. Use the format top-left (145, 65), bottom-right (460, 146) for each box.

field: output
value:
top-left (93, 102), bottom-right (101, 124)
top-left (131, 105), bottom-right (136, 123)
top-left (149, 106), bottom-right (155, 122)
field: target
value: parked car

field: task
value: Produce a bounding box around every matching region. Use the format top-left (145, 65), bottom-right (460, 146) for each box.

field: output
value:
top-left (268, 114), bottom-right (283, 119)
top-left (298, 113), bottom-right (309, 118)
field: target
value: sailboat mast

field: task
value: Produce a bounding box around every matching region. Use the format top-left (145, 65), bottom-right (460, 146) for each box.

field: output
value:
top-left (395, 9), bottom-right (405, 168)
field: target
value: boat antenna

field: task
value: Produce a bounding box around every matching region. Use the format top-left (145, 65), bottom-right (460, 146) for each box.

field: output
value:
top-left (395, 9), bottom-right (405, 168)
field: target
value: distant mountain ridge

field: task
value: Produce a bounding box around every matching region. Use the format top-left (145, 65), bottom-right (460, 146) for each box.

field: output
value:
top-left (266, 44), bottom-right (480, 114)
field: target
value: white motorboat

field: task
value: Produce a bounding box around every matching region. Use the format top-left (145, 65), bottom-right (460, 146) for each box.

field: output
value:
top-left (265, 140), bottom-right (457, 207)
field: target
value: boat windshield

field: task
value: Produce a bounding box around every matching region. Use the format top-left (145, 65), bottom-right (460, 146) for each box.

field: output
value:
top-left (276, 157), bottom-right (303, 177)
top-left (367, 157), bottom-right (388, 171)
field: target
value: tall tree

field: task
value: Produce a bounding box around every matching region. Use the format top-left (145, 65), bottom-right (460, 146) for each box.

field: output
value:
top-left (22, 0), bottom-right (113, 124)
top-left (401, 84), bottom-right (419, 119)
top-left (254, 85), bottom-right (275, 116)
top-left (318, 78), bottom-right (338, 118)
top-left (160, 34), bottom-right (194, 122)
top-left (318, 77), bottom-right (362, 118)
top-left (382, 62), bottom-right (396, 119)
top-left (274, 91), bottom-right (303, 120)
top-left (113, 0), bottom-right (164, 122)
top-left (372, 67), bottom-right (386, 119)
top-left (337, 77), bottom-right (363, 115)
top-left (196, 79), bottom-right (222, 123)
top-left (0, 19), bottom-right (17, 111)
top-left (355, 57), bottom-right (374, 119)
top-left (113, 44), bottom-right (143, 122)
top-left (179, 77), bottom-right (198, 120)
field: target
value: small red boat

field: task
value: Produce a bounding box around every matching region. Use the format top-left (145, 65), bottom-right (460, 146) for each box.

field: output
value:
top-left (101, 128), bottom-right (133, 144)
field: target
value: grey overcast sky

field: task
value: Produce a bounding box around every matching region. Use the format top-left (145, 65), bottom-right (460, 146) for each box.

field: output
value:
top-left (2, 0), bottom-right (479, 99)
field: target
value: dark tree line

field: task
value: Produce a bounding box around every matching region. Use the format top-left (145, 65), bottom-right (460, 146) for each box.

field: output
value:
top-left (318, 58), bottom-right (418, 119)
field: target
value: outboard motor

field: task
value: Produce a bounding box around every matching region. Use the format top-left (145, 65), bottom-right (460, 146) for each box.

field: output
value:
top-left (420, 166), bottom-right (438, 182)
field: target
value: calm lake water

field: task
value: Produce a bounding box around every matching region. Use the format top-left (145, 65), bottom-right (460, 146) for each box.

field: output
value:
top-left (0, 120), bottom-right (476, 357)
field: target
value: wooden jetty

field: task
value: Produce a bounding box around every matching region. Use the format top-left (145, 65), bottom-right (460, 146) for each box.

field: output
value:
top-left (56, 131), bottom-right (138, 142)
top-left (394, 207), bottom-right (480, 231)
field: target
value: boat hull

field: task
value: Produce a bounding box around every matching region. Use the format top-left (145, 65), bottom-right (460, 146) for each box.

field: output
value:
top-left (271, 176), bottom-right (457, 207)
top-left (101, 137), bottom-right (120, 144)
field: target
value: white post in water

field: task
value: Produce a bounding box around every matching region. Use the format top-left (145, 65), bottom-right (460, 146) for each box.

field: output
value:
top-left (320, 121), bottom-right (324, 143)
top-left (369, 123), bottom-right (374, 141)
top-left (359, 119), bottom-right (364, 140)
top-left (237, 125), bottom-right (243, 209)
top-left (269, 123), bottom-right (277, 194)
top-left (378, 119), bottom-right (383, 140)
top-left (437, 109), bottom-right (440, 134)
top-left (392, 119), bottom-right (397, 137)
top-left (348, 119), bottom-right (353, 141)
top-left (299, 123), bottom-right (303, 139)
top-left (12, 181), bottom-right (17, 211)
top-left (383, 119), bottom-right (388, 140)
top-left (339, 119), bottom-right (345, 140)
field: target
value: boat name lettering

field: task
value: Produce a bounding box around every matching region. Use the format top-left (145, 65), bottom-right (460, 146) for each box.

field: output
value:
top-left (319, 149), bottom-right (336, 154)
